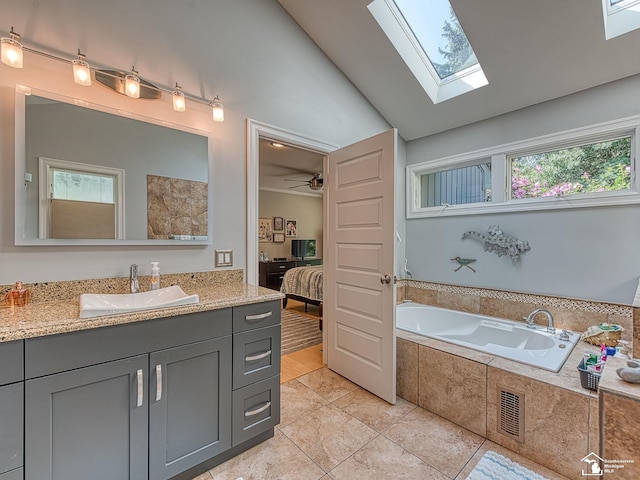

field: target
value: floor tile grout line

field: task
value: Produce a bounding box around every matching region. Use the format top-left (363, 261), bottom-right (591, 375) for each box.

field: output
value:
top-left (275, 424), bottom-right (331, 477)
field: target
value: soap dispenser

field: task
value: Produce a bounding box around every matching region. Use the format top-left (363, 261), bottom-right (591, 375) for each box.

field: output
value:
top-left (150, 262), bottom-right (160, 290)
top-left (6, 281), bottom-right (30, 306)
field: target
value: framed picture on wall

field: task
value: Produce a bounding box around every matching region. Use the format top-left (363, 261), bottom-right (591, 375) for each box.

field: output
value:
top-left (258, 217), bottom-right (273, 242)
top-left (273, 217), bottom-right (284, 232)
top-left (285, 219), bottom-right (297, 237)
top-left (273, 232), bottom-right (285, 243)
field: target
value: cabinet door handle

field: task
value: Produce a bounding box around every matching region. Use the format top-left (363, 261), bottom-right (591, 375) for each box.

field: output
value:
top-left (136, 369), bottom-right (144, 407)
top-left (155, 364), bottom-right (162, 402)
top-left (245, 349), bottom-right (272, 362)
top-left (245, 311), bottom-right (272, 321)
top-left (245, 401), bottom-right (271, 417)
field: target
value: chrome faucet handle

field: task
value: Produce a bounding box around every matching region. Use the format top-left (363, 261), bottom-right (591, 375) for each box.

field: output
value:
top-left (559, 329), bottom-right (571, 341)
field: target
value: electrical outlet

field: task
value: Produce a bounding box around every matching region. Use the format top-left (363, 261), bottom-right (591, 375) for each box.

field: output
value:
top-left (215, 249), bottom-right (233, 267)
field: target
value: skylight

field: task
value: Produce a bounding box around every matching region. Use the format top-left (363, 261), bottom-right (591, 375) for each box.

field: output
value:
top-left (368, 0), bottom-right (487, 104)
top-left (602, 0), bottom-right (640, 39)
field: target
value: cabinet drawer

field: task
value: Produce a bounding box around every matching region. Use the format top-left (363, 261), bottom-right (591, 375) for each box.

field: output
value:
top-left (267, 261), bottom-right (295, 274)
top-left (25, 308), bottom-right (232, 379)
top-left (233, 301), bottom-right (280, 333)
top-left (0, 341), bottom-right (23, 385)
top-left (233, 325), bottom-right (281, 389)
top-left (232, 375), bottom-right (280, 446)
top-left (0, 467), bottom-right (23, 480)
top-left (0, 383), bottom-right (23, 475)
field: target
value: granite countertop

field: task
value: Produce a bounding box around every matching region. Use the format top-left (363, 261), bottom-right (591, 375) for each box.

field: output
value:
top-left (599, 356), bottom-right (640, 400)
top-left (0, 282), bottom-right (284, 343)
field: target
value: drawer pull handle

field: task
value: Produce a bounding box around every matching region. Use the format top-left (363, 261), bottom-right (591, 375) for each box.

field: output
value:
top-left (278, 265), bottom-right (286, 269)
top-left (245, 311), bottom-right (272, 321)
top-left (245, 401), bottom-right (271, 417)
top-left (245, 350), bottom-right (272, 362)
top-left (155, 364), bottom-right (162, 402)
top-left (136, 369), bottom-right (144, 407)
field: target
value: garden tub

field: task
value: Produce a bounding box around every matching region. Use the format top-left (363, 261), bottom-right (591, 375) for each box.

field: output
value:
top-left (396, 302), bottom-right (580, 372)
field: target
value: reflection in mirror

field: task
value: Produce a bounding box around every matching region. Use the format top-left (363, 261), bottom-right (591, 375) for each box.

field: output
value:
top-left (16, 90), bottom-right (211, 245)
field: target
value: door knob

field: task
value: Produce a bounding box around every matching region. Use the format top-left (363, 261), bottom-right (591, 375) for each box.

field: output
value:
top-left (380, 274), bottom-right (391, 284)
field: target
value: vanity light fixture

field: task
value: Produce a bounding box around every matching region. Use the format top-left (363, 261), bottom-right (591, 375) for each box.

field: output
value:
top-left (211, 95), bottom-right (224, 122)
top-left (124, 67), bottom-right (141, 98)
top-left (172, 83), bottom-right (186, 112)
top-left (1, 27), bottom-right (23, 68)
top-left (0, 27), bottom-right (225, 121)
top-left (72, 49), bottom-right (91, 86)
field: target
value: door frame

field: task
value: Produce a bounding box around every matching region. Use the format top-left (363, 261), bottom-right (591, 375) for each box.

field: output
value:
top-left (246, 119), bottom-right (338, 286)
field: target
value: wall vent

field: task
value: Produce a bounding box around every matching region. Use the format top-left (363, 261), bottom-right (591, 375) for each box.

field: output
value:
top-left (497, 387), bottom-right (525, 442)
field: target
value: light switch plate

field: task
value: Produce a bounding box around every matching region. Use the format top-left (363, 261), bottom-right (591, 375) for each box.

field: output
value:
top-left (215, 249), bottom-right (233, 267)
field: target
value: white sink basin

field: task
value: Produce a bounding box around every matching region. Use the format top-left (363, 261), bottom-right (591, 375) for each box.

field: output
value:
top-left (79, 285), bottom-right (199, 319)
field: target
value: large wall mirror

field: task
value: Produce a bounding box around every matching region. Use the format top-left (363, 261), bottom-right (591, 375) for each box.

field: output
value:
top-left (15, 87), bottom-right (212, 245)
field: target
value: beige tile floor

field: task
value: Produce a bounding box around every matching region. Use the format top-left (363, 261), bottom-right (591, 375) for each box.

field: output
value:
top-left (192, 344), bottom-right (569, 480)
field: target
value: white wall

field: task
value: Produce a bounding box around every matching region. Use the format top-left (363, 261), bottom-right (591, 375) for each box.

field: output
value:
top-left (0, 0), bottom-right (389, 283)
top-left (405, 74), bottom-right (640, 305)
top-left (258, 190), bottom-right (323, 260)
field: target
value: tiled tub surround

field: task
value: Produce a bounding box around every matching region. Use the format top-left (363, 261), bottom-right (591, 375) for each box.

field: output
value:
top-left (397, 331), bottom-right (601, 479)
top-left (395, 280), bottom-right (634, 479)
top-left (0, 269), bottom-right (285, 341)
top-left (598, 356), bottom-right (640, 479)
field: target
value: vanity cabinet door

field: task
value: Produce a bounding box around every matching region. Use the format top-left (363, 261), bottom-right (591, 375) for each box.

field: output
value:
top-left (0, 383), bottom-right (23, 476)
top-left (149, 337), bottom-right (232, 480)
top-left (25, 355), bottom-right (149, 480)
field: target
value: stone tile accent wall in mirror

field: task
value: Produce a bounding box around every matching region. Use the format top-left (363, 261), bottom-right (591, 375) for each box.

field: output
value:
top-left (147, 175), bottom-right (208, 240)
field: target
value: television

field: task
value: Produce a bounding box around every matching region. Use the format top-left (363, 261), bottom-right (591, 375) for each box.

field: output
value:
top-left (291, 239), bottom-right (316, 260)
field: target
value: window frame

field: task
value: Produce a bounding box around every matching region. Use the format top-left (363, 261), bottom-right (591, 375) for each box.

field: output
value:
top-left (38, 157), bottom-right (125, 238)
top-left (602, 0), bottom-right (640, 39)
top-left (407, 117), bottom-right (640, 219)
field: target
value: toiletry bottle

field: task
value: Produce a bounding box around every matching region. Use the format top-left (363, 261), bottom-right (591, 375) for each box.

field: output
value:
top-left (5, 281), bottom-right (30, 306)
top-left (150, 262), bottom-right (160, 290)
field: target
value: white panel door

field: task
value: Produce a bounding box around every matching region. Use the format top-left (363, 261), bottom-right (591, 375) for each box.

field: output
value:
top-left (325, 129), bottom-right (396, 404)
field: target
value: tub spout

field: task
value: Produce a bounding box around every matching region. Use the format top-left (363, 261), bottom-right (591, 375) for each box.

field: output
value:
top-left (526, 308), bottom-right (555, 334)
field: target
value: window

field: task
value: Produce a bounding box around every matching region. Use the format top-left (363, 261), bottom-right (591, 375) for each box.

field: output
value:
top-left (51, 168), bottom-right (116, 203)
top-left (407, 119), bottom-right (640, 218)
top-left (368, 0), bottom-right (488, 104)
top-left (420, 160), bottom-right (491, 207)
top-left (39, 158), bottom-right (125, 238)
top-left (510, 136), bottom-right (632, 200)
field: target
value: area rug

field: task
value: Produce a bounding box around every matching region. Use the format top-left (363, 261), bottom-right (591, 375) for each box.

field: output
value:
top-left (466, 451), bottom-right (549, 480)
top-left (281, 308), bottom-right (323, 356)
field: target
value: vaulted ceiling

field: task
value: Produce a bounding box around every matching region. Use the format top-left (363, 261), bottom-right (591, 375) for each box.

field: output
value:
top-left (277, 0), bottom-right (640, 141)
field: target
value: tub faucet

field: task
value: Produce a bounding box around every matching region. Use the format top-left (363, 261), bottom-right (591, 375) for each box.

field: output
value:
top-left (526, 308), bottom-right (555, 334)
top-left (130, 264), bottom-right (139, 293)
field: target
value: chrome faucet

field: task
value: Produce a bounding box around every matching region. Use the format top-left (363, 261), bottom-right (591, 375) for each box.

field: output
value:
top-left (526, 308), bottom-right (555, 334)
top-left (130, 264), bottom-right (139, 293)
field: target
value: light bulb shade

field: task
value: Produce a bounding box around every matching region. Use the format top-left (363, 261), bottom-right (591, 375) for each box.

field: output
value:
top-left (125, 72), bottom-right (140, 98)
top-left (172, 89), bottom-right (186, 112)
top-left (211, 97), bottom-right (224, 122)
top-left (72, 58), bottom-right (92, 86)
top-left (1, 36), bottom-right (23, 68)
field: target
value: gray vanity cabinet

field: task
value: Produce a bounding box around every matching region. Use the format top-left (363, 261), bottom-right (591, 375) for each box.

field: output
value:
top-left (149, 338), bottom-right (232, 480)
top-left (18, 300), bottom-right (279, 480)
top-left (0, 340), bottom-right (24, 480)
top-left (24, 308), bottom-right (233, 480)
top-left (231, 302), bottom-right (281, 447)
top-left (25, 355), bottom-right (149, 480)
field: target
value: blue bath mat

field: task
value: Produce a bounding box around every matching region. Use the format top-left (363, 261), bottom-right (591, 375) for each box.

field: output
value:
top-left (466, 451), bottom-right (549, 480)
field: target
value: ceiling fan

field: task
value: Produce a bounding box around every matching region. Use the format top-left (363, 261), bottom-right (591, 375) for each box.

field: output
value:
top-left (284, 172), bottom-right (324, 191)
